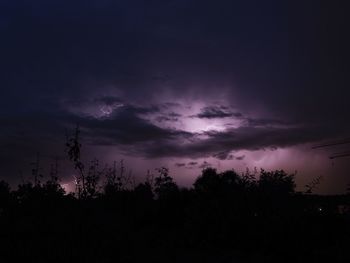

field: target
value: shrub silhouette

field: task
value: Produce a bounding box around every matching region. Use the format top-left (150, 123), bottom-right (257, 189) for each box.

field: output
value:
top-left (194, 168), bottom-right (221, 195)
top-left (194, 168), bottom-right (256, 197)
top-left (305, 175), bottom-right (323, 194)
top-left (1, 128), bottom-right (348, 262)
top-left (134, 182), bottom-right (154, 201)
top-left (154, 167), bottom-right (179, 200)
top-left (258, 169), bottom-right (296, 196)
top-left (66, 125), bottom-right (86, 198)
top-left (103, 160), bottom-right (130, 197)
top-left (0, 165), bottom-right (349, 262)
top-left (85, 158), bottom-right (101, 198)
top-left (41, 177), bottom-right (65, 199)
top-left (0, 180), bottom-right (11, 211)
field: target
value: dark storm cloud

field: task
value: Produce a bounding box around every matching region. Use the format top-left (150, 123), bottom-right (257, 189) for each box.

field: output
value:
top-left (1, 100), bottom-right (338, 161)
top-left (245, 118), bottom-right (293, 127)
top-left (126, 105), bottom-right (161, 115)
top-left (1, 0), bottom-right (350, 189)
top-left (138, 121), bottom-right (340, 159)
top-left (155, 112), bottom-right (181, 122)
top-left (155, 116), bottom-right (178, 122)
top-left (212, 151), bottom-right (234, 160)
top-left (95, 96), bottom-right (124, 106)
top-left (192, 106), bottom-right (243, 119)
top-left (0, 102), bottom-right (174, 158)
top-left (0, 0), bottom-right (295, 105)
top-left (1, 0), bottom-right (348, 126)
top-left (161, 102), bottom-right (182, 108)
top-left (212, 151), bottom-right (244, 161)
top-left (72, 106), bottom-right (190, 146)
top-left (235, 155), bottom-right (245, 161)
top-left (198, 161), bottom-right (211, 169)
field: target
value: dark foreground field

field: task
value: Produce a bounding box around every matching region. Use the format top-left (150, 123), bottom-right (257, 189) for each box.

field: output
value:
top-left (0, 168), bottom-right (349, 263)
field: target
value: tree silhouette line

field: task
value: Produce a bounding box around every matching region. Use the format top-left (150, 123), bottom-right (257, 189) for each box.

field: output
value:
top-left (0, 126), bottom-right (349, 262)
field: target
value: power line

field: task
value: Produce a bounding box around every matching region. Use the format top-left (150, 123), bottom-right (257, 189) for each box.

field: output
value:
top-left (329, 151), bottom-right (350, 160)
top-left (312, 138), bottom-right (350, 159)
top-left (312, 138), bottom-right (350, 149)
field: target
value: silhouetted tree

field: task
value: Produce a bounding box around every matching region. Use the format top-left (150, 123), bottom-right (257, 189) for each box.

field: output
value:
top-left (305, 175), bottom-right (323, 194)
top-left (154, 167), bottom-right (179, 200)
top-left (258, 169), bottom-right (296, 195)
top-left (220, 169), bottom-right (244, 194)
top-left (66, 125), bottom-right (86, 198)
top-left (104, 160), bottom-right (131, 197)
top-left (85, 158), bottom-right (101, 198)
top-left (193, 168), bottom-right (221, 194)
top-left (0, 180), bottom-right (11, 209)
top-left (42, 178), bottom-right (65, 199)
top-left (15, 181), bottom-right (36, 202)
top-left (134, 182), bottom-right (154, 201)
top-left (49, 157), bottom-right (59, 181)
top-left (30, 152), bottom-right (42, 186)
top-left (240, 167), bottom-right (258, 189)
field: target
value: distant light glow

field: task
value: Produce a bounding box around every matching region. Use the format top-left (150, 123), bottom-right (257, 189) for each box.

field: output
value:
top-left (144, 99), bottom-right (243, 133)
top-left (61, 182), bottom-right (74, 193)
top-left (99, 103), bottom-right (124, 117)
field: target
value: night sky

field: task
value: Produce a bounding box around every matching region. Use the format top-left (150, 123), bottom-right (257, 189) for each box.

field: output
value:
top-left (1, 0), bottom-right (349, 194)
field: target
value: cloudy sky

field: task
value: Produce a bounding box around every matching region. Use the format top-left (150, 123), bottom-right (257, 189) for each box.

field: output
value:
top-left (1, 0), bottom-right (349, 193)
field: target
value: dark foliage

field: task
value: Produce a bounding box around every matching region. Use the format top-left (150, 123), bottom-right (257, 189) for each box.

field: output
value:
top-left (0, 166), bottom-right (349, 263)
top-left (1, 129), bottom-right (349, 262)
top-left (258, 169), bottom-right (296, 195)
top-left (154, 167), bottom-right (179, 200)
